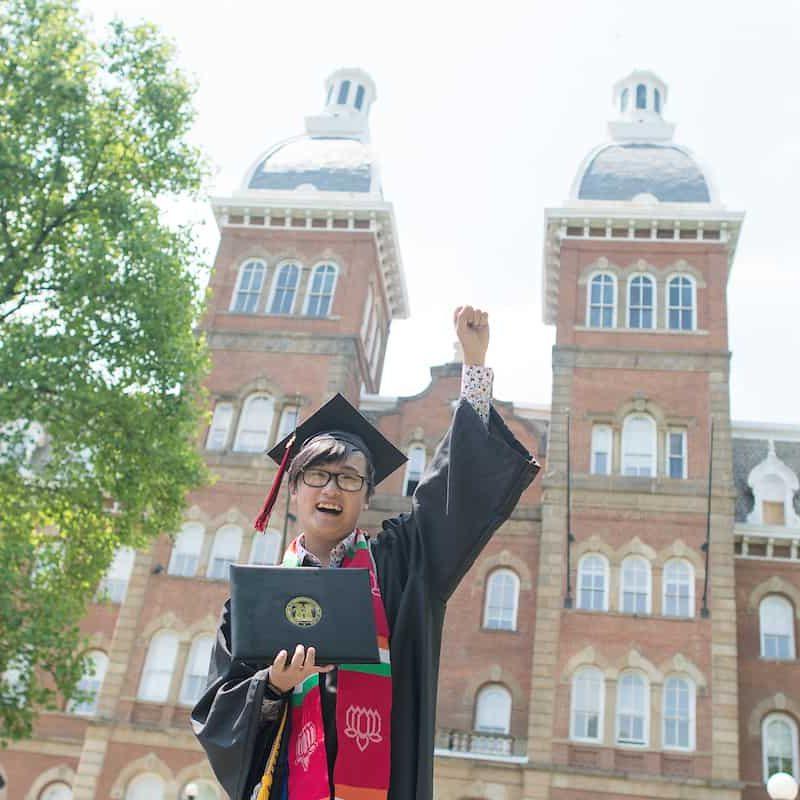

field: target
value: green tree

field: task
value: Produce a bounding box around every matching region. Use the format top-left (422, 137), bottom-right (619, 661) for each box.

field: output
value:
top-left (0, 0), bottom-right (209, 739)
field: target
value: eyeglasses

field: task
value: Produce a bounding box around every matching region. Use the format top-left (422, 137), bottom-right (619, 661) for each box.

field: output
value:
top-left (301, 468), bottom-right (368, 492)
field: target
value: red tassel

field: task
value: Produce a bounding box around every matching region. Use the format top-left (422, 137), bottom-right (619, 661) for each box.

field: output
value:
top-left (254, 434), bottom-right (296, 532)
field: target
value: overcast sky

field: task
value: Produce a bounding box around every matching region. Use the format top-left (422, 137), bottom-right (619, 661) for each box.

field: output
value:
top-left (81, 0), bottom-right (800, 424)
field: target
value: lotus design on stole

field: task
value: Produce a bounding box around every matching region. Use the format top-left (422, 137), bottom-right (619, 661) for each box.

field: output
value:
top-left (294, 721), bottom-right (319, 771)
top-left (344, 705), bottom-right (383, 752)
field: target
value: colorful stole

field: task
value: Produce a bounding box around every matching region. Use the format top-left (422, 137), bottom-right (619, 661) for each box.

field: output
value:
top-left (259, 531), bottom-right (392, 800)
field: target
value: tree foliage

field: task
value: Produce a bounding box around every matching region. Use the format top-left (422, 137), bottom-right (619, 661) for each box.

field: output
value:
top-left (0, 0), bottom-right (209, 739)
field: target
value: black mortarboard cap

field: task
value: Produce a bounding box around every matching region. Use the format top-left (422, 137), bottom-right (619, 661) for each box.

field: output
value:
top-left (254, 393), bottom-right (407, 531)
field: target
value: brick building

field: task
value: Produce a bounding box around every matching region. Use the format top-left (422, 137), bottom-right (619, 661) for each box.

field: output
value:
top-left (1, 68), bottom-right (798, 800)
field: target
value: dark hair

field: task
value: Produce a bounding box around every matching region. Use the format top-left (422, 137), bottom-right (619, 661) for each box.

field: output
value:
top-left (288, 436), bottom-right (375, 498)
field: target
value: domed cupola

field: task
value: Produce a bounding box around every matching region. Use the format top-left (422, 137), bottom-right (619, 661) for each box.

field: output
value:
top-left (571, 70), bottom-right (716, 205)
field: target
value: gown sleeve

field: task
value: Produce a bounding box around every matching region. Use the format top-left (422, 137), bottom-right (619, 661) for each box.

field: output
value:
top-left (191, 599), bottom-right (285, 800)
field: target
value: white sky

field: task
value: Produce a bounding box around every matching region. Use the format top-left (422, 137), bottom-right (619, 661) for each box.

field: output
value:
top-left (80, 0), bottom-right (800, 424)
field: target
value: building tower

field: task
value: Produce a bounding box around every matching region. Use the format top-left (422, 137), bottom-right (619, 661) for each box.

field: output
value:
top-left (528, 69), bottom-right (745, 799)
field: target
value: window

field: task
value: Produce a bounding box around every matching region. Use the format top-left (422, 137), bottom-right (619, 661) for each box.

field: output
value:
top-left (337, 80), bottom-right (351, 104)
top-left (207, 525), bottom-right (242, 580)
top-left (233, 395), bottom-right (275, 453)
top-left (591, 425), bottom-right (612, 475)
top-left (96, 547), bottom-right (135, 604)
top-left (588, 273), bottom-right (616, 328)
top-left (125, 774), bottom-right (165, 800)
top-left (180, 635), bottom-right (214, 706)
top-left (571, 667), bottom-right (604, 742)
top-left (206, 402), bottom-right (233, 451)
top-left (41, 783), bottom-right (73, 800)
top-left (621, 88), bottom-right (629, 112)
top-left (355, 84), bottom-right (365, 110)
top-left (305, 264), bottom-right (337, 317)
top-left (763, 713), bottom-right (799, 781)
top-left (577, 554), bottom-right (609, 611)
top-left (667, 275), bottom-right (695, 331)
top-left (472, 684), bottom-right (512, 754)
top-left (68, 650), bottom-right (108, 715)
top-left (621, 414), bottom-right (656, 477)
top-left (483, 569), bottom-right (520, 631)
top-left (654, 88), bottom-right (662, 113)
top-left (268, 263), bottom-right (299, 315)
top-left (250, 529), bottom-right (280, 565)
top-left (137, 631), bottom-right (179, 702)
top-left (764, 499), bottom-right (786, 526)
top-left (620, 556), bottom-right (651, 614)
top-left (761, 476), bottom-right (788, 526)
top-left (616, 672), bottom-right (648, 746)
top-left (403, 444), bottom-right (426, 496)
top-left (760, 596), bottom-right (796, 660)
top-left (628, 275), bottom-right (655, 329)
top-left (168, 523), bottom-right (204, 577)
top-left (2, 656), bottom-right (28, 706)
top-left (636, 84), bottom-right (647, 110)
top-left (275, 406), bottom-right (299, 444)
top-left (663, 676), bottom-right (694, 750)
top-left (231, 260), bottom-right (265, 313)
top-left (667, 430), bottom-right (687, 479)
top-left (663, 559), bottom-right (694, 618)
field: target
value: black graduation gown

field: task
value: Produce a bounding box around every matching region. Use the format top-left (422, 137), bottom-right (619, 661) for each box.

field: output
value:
top-left (191, 399), bottom-right (539, 800)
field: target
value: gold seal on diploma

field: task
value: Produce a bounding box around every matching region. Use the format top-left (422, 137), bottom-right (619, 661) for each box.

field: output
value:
top-left (285, 596), bottom-right (323, 628)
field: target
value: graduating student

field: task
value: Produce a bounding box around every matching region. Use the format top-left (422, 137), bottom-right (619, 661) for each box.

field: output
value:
top-left (191, 306), bottom-right (540, 800)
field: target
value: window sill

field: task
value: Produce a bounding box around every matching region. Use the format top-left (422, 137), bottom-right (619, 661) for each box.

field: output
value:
top-left (223, 310), bottom-right (341, 321)
top-left (575, 325), bottom-right (708, 336)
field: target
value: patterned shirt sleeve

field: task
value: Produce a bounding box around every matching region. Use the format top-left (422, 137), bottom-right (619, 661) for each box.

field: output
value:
top-left (461, 364), bottom-right (493, 426)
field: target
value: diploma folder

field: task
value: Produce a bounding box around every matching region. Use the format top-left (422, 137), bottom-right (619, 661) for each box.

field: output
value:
top-left (229, 565), bottom-right (380, 666)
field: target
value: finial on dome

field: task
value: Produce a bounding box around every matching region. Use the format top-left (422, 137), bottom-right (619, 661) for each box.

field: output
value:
top-left (305, 68), bottom-right (377, 142)
top-left (608, 70), bottom-right (675, 142)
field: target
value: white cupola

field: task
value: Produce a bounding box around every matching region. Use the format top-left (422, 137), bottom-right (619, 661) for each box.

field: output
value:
top-left (608, 69), bottom-right (675, 142)
top-left (305, 68), bottom-right (377, 142)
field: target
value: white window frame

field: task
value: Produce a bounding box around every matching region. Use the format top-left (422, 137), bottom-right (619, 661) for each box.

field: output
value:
top-left (666, 274), bottom-right (697, 332)
top-left (206, 525), bottom-right (243, 580)
top-left (760, 595), bottom-right (796, 660)
top-left (763, 712), bottom-right (800, 782)
top-left (303, 262), bottom-right (339, 317)
top-left (590, 425), bottom-right (613, 475)
top-left (577, 553), bottom-right (610, 612)
top-left (482, 569), bottom-right (520, 631)
top-left (179, 635), bottom-right (215, 706)
top-left (266, 261), bottom-right (301, 315)
top-left (570, 666), bottom-right (605, 743)
top-left (137, 631), bottom-right (179, 703)
top-left (41, 783), bottom-right (73, 800)
top-left (627, 274), bottom-right (656, 330)
top-left (233, 394), bottom-right (275, 453)
top-left (229, 259), bottom-right (266, 314)
top-left (168, 523), bottom-right (204, 577)
top-left (586, 272), bottom-right (617, 329)
top-left (206, 402), bottom-right (234, 452)
top-left (402, 443), bottom-right (426, 497)
top-left (249, 529), bottom-right (281, 565)
top-left (621, 414), bottom-right (657, 477)
top-left (474, 684), bottom-right (512, 735)
top-left (616, 671), bottom-right (650, 747)
top-left (662, 675), bottom-right (696, 751)
top-left (125, 774), bottom-right (166, 800)
top-left (662, 558), bottom-right (695, 618)
top-left (68, 650), bottom-right (109, 716)
top-left (666, 429), bottom-right (688, 479)
top-left (619, 556), bottom-right (652, 615)
top-left (275, 405), bottom-right (299, 446)
top-left (97, 546), bottom-right (135, 604)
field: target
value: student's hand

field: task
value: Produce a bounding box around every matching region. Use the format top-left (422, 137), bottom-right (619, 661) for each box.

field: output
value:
top-left (267, 645), bottom-right (334, 693)
top-left (454, 305), bottom-right (489, 366)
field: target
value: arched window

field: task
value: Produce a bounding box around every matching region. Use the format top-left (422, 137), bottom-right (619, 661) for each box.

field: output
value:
top-left (305, 264), bottom-right (338, 317)
top-left (587, 273), bottom-right (616, 328)
top-left (667, 275), bottom-right (695, 331)
top-left (591, 425), bottom-right (613, 475)
top-left (40, 783), bottom-right (73, 800)
top-left (206, 401), bottom-right (233, 451)
top-left (68, 650), bottom-right (108, 715)
top-left (663, 559), bottom-right (694, 618)
top-left (137, 631), bottom-right (179, 702)
top-left (628, 275), bottom-right (655, 329)
top-left (663, 675), bottom-right (695, 750)
top-left (620, 556), bottom-right (651, 614)
top-left (616, 671), bottom-right (649, 746)
top-left (763, 713), bottom-right (799, 781)
top-left (207, 525), bottom-right (243, 580)
top-left (97, 546), bottom-right (135, 604)
top-left (473, 684), bottom-right (512, 753)
top-left (403, 444), bottom-right (426, 496)
top-left (621, 88), bottom-right (629, 112)
top-left (570, 666), bottom-right (604, 742)
top-left (125, 774), bottom-right (165, 800)
top-left (268, 263), bottom-right (300, 315)
top-left (355, 85), bottom-right (366, 110)
top-left (168, 523), bottom-right (203, 577)
top-left (483, 569), bottom-right (520, 631)
top-left (577, 554), bottom-right (609, 611)
top-left (180, 635), bottom-right (215, 706)
top-left (654, 88), bottom-right (662, 113)
top-left (636, 84), bottom-right (647, 110)
top-left (231, 260), bottom-right (265, 313)
top-left (250, 529), bottom-right (281, 566)
top-left (275, 405), bottom-right (299, 445)
top-left (233, 394), bottom-right (275, 453)
top-left (760, 596), bottom-right (796, 660)
top-left (621, 414), bottom-right (656, 477)
top-left (337, 80), bottom-right (351, 105)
